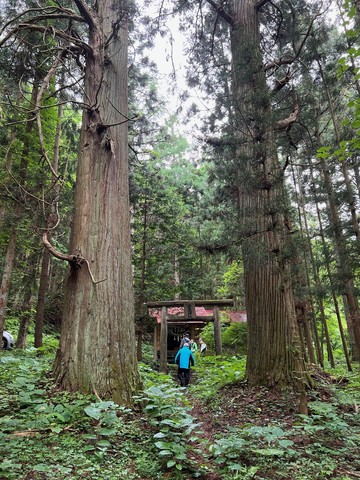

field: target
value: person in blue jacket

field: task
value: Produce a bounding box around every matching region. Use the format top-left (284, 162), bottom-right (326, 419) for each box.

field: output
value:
top-left (174, 342), bottom-right (195, 387)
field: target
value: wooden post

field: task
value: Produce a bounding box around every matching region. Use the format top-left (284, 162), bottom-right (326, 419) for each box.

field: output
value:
top-left (159, 306), bottom-right (168, 372)
top-left (214, 305), bottom-right (222, 356)
top-left (137, 330), bottom-right (142, 361)
top-left (190, 325), bottom-right (195, 339)
top-left (153, 324), bottom-right (158, 360)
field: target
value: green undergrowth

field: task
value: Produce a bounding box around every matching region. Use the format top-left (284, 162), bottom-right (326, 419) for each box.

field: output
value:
top-left (0, 346), bottom-right (208, 480)
top-left (191, 357), bottom-right (360, 480)
top-left (209, 399), bottom-right (360, 480)
top-left (190, 354), bottom-right (246, 401)
top-left (0, 343), bottom-right (359, 480)
top-left (0, 348), bottom-right (164, 480)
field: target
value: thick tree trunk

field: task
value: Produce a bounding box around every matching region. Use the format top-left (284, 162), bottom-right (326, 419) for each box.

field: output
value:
top-left (228, 0), bottom-right (309, 388)
top-left (53, 0), bottom-right (140, 404)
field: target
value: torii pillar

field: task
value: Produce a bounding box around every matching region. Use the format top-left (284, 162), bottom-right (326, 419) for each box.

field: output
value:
top-left (214, 305), bottom-right (222, 356)
top-left (159, 306), bottom-right (168, 373)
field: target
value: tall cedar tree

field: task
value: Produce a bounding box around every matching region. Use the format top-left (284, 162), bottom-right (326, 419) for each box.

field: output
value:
top-left (53, 0), bottom-right (141, 404)
top-left (1, 0), bottom-right (141, 403)
top-left (181, 0), bottom-right (312, 387)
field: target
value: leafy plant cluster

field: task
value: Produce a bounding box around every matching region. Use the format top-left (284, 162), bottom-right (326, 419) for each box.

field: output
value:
top-left (136, 364), bottom-right (204, 475)
top-left (220, 397), bottom-right (359, 479)
top-left (0, 348), bottom-right (164, 480)
top-left (191, 356), bottom-right (360, 480)
top-left (200, 322), bottom-right (248, 356)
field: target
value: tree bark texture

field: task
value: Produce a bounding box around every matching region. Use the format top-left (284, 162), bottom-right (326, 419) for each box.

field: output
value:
top-left (53, 0), bottom-right (140, 404)
top-left (229, 0), bottom-right (309, 387)
top-left (34, 245), bottom-right (51, 348)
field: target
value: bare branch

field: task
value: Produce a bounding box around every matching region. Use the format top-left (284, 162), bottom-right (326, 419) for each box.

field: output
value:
top-left (256, 0), bottom-right (272, 11)
top-left (269, 1), bottom-right (284, 45)
top-left (264, 55), bottom-right (295, 72)
top-left (42, 231), bottom-right (79, 263)
top-left (4, 165), bottom-right (52, 207)
top-left (72, 0), bottom-right (97, 29)
top-left (35, 51), bottom-right (66, 180)
top-left (1, 25), bottom-right (89, 59)
top-left (276, 90), bottom-right (299, 130)
top-left (271, 69), bottom-right (292, 94)
top-left (0, 5), bottom-right (84, 37)
top-left (42, 232), bottom-right (107, 285)
top-left (205, 0), bottom-right (235, 27)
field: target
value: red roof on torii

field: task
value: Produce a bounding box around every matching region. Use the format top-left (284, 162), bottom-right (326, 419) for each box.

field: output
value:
top-left (148, 305), bottom-right (247, 324)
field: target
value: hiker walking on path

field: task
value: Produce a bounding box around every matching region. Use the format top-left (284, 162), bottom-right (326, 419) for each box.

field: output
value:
top-left (179, 332), bottom-right (190, 348)
top-left (175, 342), bottom-right (195, 387)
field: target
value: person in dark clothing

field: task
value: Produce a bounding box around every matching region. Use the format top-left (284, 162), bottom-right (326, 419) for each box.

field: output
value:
top-left (174, 343), bottom-right (195, 387)
top-left (179, 332), bottom-right (190, 348)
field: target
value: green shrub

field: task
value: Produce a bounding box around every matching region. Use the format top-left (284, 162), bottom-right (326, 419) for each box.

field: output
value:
top-left (222, 322), bottom-right (247, 355)
top-left (200, 322), bottom-right (247, 355)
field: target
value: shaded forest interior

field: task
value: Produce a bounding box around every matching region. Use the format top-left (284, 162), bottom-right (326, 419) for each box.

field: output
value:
top-left (1, 0), bottom-right (360, 479)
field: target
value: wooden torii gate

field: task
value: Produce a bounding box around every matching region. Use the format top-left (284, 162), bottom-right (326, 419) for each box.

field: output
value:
top-left (145, 299), bottom-right (234, 372)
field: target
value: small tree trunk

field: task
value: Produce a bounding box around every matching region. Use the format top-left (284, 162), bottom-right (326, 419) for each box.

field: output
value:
top-left (310, 165), bottom-right (352, 369)
top-left (0, 230), bottom-right (17, 346)
top-left (316, 59), bottom-right (360, 359)
top-left (34, 98), bottom-right (63, 348)
top-left (318, 155), bottom-right (360, 359)
top-left (0, 79), bottom-right (39, 344)
top-left (293, 165), bottom-right (333, 367)
top-left (213, 305), bottom-right (222, 356)
top-left (290, 165), bottom-right (319, 365)
top-left (159, 306), bottom-right (168, 373)
top-left (16, 256), bottom-right (37, 349)
top-left (34, 246), bottom-right (51, 348)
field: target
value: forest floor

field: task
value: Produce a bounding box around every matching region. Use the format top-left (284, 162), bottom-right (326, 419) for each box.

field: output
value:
top-left (185, 366), bottom-right (360, 480)
top-left (1, 348), bottom-right (360, 480)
